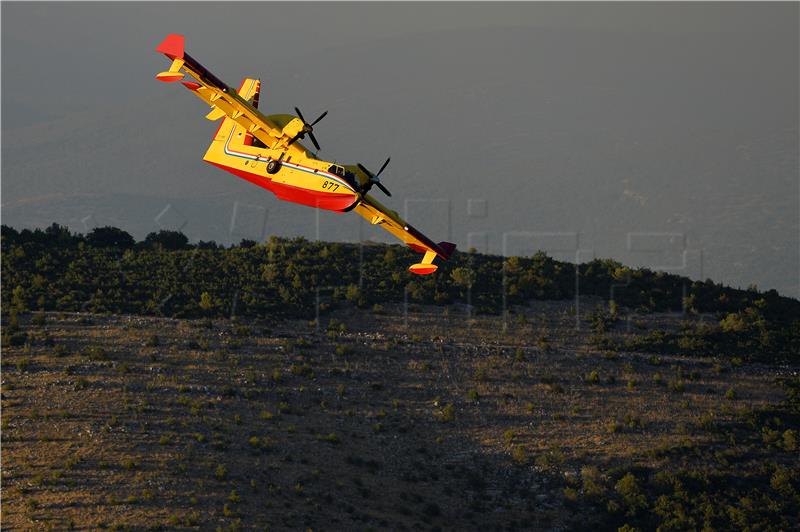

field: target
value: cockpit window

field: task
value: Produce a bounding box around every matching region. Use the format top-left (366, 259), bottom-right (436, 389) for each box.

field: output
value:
top-left (328, 165), bottom-right (345, 177)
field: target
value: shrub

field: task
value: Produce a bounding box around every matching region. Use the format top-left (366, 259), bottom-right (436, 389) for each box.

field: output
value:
top-left (783, 429), bottom-right (797, 451)
top-left (511, 446), bottom-right (528, 465)
top-left (534, 448), bottom-right (565, 472)
top-left (84, 346), bottom-right (107, 360)
top-left (586, 370), bottom-right (600, 384)
top-left (214, 464), bottom-right (227, 480)
top-left (724, 387), bottom-right (737, 400)
top-left (581, 466), bottom-right (605, 498)
top-left (233, 325), bottom-right (251, 337)
top-left (615, 472), bottom-right (647, 516)
top-left (319, 432), bottom-right (340, 444)
top-left (335, 344), bottom-right (351, 357)
top-left (668, 380), bottom-right (686, 393)
top-left (441, 403), bottom-right (455, 422)
top-left (606, 419), bottom-right (623, 434)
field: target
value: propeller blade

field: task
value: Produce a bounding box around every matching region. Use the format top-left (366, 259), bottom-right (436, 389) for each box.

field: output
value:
top-left (376, 157), bottom-right (391, 177)
top-left (287, 133), bottom-right (302, 147)
top-left (294, 106), bottom-right (306, 124)
top-left (375, 181), bottom-right (392, 197)
top-left (310, 110), bottom-right (328, 126)
top-left (308, 131), bottom-right (321, 151)
top-left (357, 163), bottom-right (373, 178)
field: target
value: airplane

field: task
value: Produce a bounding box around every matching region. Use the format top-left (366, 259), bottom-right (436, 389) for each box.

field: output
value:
top-left (155, 34), bottom-right (455, 274)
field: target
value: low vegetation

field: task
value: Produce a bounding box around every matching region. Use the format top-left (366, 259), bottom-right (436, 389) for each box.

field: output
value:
top-left (1, 224), bottom-right (799, 529)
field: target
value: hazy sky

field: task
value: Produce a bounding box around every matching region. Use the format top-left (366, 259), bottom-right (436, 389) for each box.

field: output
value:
top-left (2, 2), bottom-right (798, 297)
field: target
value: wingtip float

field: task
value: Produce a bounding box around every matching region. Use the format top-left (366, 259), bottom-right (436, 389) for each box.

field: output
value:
top-left (155, 34), bottom-right (454, 274)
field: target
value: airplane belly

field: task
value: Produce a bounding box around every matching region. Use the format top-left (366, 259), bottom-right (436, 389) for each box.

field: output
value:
top-left (271, 164), bottom-right (358, 211)
top-left (207, 161), bottom-right (358, 212)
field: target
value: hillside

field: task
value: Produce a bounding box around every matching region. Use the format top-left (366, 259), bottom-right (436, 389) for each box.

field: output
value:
top-left (2, 305), bottom-right (799, 530)
top-left (1, 224), bottom-right (800, 530)
top-left (3, 224), bottom-right (799, 364)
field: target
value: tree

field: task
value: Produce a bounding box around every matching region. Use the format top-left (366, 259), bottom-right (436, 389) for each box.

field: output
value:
top-left (11, 285), bottom-right (26, 313)
top-left (143, 230), bottom-right (189, 250)
top-left (45, 223), bottom-right (76, 242)
top-left (450, 267), bottom-right (476, 289)
top-left (86, 226), bottom-right (135, 249)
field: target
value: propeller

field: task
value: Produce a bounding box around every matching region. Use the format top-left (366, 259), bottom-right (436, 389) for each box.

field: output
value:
top-left (357, 157), bottom-right (392, 197)
top-left (287, 106), bottom-right (327, 151)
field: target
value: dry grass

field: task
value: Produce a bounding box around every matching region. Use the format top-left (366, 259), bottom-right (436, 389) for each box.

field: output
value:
top-left (0, 301), bottom-right (791, 530)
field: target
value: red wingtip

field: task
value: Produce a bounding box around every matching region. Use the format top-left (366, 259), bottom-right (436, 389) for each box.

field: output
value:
top-left (181, 81), bottom-right (201, 91)
top-left (409, 264), bottom-right (438, 275)
top-left (156, 34), bottom-right (184, 60)
top-left (155, 72), bottom-right (184, 83)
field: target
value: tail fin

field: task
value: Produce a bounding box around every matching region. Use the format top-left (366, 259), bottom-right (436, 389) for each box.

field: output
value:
top-left (205, 78), bottom-right (260, 143)
top-left (237, 78), bottom-right (260, 145)
top-left (237, 78), bottom-right (261, 106)
top-left (437, 241), bottom-right (456, 259)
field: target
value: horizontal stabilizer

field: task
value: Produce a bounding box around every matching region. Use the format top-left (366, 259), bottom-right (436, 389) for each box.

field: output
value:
top-left (156, 55), bottom-right (185, 82)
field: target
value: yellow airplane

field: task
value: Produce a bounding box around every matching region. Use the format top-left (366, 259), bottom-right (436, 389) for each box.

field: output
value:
top-left (155, 34), bottom-right (454, 274)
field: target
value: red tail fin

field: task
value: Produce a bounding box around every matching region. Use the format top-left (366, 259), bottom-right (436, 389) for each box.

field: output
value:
top-left (156, 34), bottom-right (184, 60)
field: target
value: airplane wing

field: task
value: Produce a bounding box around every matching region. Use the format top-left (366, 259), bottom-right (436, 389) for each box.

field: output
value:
top-left (155, 34), bottom-right (310, 158)
top-left (353, 194), bottom-right (456, 274)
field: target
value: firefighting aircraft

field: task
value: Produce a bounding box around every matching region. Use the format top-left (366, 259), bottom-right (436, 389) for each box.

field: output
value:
top-left (155, 34), bottom-right (454, 274)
